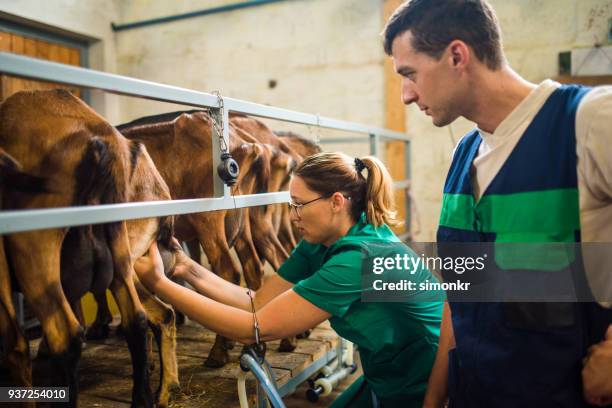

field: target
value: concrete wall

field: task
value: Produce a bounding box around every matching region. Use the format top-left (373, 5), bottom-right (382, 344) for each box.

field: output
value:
top-left (0, 0), bottom-right (121, 121)
top-left (114, 0), bottom-right (385, 131)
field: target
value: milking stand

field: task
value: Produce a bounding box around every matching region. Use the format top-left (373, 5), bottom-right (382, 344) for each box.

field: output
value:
top-left (305, 338), bottom-right (357, 403)
top-left (236, 338), bottom-right (357, 407)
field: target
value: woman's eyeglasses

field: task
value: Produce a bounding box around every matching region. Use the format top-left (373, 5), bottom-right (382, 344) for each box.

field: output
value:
top-left (288, 194), bottom-right (350, 218)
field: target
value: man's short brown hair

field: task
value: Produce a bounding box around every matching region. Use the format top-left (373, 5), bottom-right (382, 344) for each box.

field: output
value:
top-left (382, 0), bottom-right (505, 70)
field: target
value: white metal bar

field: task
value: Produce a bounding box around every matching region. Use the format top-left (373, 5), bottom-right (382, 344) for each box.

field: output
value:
top-left (233, 192), bottom-right (290, 207)
top-left (318, 136), bottom-right (370, 144)
top-left (0, 192), bottom-right (289, 234)
top-left (226, 98), bottom-right (407, 140)
top-left (0, 52), bottom-right (408, 141)
top-left (0, 52), bottom-right (220, 108)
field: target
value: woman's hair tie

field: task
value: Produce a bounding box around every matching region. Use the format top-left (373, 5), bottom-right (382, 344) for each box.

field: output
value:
top-left (354, 157), bottom-right (366, 172)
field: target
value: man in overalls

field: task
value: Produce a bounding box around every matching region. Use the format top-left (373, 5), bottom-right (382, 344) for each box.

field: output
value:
top-left (382, 0), bottom-right (612, 406)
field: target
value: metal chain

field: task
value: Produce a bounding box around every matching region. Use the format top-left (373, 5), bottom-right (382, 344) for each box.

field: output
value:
top-left (211, 91), bottom-right (229, 154)
top-left (247, 288), bottom-right (263, 353)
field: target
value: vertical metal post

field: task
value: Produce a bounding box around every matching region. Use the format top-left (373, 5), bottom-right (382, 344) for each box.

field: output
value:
top-left (404, 140), bottom-right (412, 240)
top-left (211, 105), bottom-right (231, 198)
top-left (369, 133), bottom-right (379, 156)
top-left (336, 338), bottom-right (345, 368)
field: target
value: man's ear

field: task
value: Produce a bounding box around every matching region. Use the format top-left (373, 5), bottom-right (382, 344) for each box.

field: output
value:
top-left (448, 40), bottom-right (470, 69)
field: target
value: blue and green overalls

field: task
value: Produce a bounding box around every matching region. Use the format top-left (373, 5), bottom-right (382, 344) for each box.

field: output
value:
top-left (279, 213), bottom-right (443, 407)
top-left (437, 84), bottom-right (612, 407)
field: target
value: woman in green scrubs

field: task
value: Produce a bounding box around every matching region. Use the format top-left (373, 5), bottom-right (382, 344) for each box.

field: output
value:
top-left (135, 152), bottom-right (443, 407)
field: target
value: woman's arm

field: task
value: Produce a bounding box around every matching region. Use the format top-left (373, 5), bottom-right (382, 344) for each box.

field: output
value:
top-left (138, 242), bottom-right (330, 343)
top-left (173, 252), bottom-right (293, 312)
top-left (152, 276), bottom-right (330, 343)
top-left (423, 302), bottom-right (455, 408)
top-left (168, 242), bottom-right (293, 312)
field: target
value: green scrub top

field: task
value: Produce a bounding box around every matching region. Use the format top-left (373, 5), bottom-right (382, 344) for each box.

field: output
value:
top-left (278, 213), bottom-right (443, 407)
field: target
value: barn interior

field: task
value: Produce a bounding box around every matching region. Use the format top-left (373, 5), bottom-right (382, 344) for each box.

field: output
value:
top-left (0, 0), bottom-right (611, 407)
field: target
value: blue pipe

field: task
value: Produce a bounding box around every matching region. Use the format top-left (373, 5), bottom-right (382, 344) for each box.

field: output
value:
top-left (240, 353), bottom-right (285, 408)
top-left (112, 0), bottom-right (294, 32)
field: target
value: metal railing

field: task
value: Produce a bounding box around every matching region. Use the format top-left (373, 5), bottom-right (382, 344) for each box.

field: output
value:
top-left (0, 51), bottom-right (411, 234)
top-left (1, 48), bottom-right (413, 401)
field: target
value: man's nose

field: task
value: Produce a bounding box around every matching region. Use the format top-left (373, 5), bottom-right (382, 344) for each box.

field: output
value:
top-left (402, 81), bottom-right (418, 105)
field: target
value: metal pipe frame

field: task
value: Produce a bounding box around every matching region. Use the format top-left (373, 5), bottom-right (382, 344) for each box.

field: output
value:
top-left (277, 347), bottom-right (338, 397)
top-left (112, 0), bottom-right (293, 32)
top-left (1, 43), bottom-right (412, 400)
top-left (0, 53), bottom-right (408, 140)
top-left (0, 52), bottom-right (409, 235)
top-left (0, 192), bottom-right (290, 234)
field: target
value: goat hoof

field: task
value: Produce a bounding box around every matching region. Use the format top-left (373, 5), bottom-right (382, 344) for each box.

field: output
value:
top-left (278, 338), bottom-right (297, 352)
top-left (204, 354), bottom-right (228, 368)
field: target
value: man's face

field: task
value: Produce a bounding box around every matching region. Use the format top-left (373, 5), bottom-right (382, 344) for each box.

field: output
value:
top-left (391, 31), bottom-right (461, 127)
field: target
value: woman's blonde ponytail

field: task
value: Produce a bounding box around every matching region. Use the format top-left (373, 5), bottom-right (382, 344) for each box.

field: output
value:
top-left (360, 156), bottom-right (399, 227)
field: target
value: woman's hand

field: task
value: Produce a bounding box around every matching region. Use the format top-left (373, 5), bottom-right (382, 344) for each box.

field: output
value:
top-left (134, 241), bottom-right (167, 292)
top-left (166, 238), bottom-right (202, 283)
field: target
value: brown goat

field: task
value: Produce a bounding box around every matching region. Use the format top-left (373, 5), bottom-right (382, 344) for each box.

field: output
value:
top-left (0, 89), bottom-right (177, 407)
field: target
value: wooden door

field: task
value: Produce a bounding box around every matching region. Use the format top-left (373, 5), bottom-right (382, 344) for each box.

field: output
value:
top-left (0, 31), bottom-right (82, 101)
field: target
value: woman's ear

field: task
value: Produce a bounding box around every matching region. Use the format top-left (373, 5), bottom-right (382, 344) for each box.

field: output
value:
top-left (330, 192), bottom-right (348, 212)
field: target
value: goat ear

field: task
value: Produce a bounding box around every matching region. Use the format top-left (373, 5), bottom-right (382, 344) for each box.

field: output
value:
top-left (0, 150), bottom-right (49, 193)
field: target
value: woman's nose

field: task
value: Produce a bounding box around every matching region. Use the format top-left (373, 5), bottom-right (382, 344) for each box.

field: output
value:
top-left (289, 206), bottom-right (300, 222)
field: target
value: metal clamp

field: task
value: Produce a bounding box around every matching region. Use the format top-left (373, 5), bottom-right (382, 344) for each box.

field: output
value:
top-left (211, 91), bottom-right (239, 186)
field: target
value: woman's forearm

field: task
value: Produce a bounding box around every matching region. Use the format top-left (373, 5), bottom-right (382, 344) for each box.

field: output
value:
top-left (153, 277), bottom-right (256, 342)
top-left (180, 259), bottom-right (293, 312)
top-left (151, 277), bottom-right (327, 345)
top-left (180, 260), bottom-right (253, 311)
